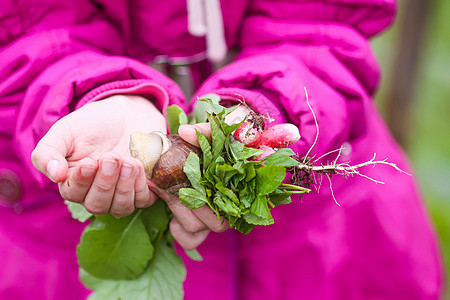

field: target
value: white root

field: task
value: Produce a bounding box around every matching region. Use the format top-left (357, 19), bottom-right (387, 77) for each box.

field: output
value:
top-left (293, 87), bottom-right (410, 206)
top-left (296, 153), bottom-right (410, 181)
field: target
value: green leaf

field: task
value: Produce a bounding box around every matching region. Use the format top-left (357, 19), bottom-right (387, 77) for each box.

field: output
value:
top-left (140, 200), bottom-right (169, 241)
top-left (229, 140), bottom-right (264, 161)
top-left (166, 105), bottom-right (188, 135)
top-left (238, 186), bottom-right (254, 208)
top-left (233, 218), bottom-right (256, 234)
top-left (183, 152), bottom-right (203, 192)
top-left (118, 237), bottom-right (185, 300)
top-left (256, 165), bottom-right (287, 195)
top-left (262, 148), bottom-right (300, 167)
top-left (198, 94), bottom-right (223, 115)
top-left (244, 163), bottom-right (257, 182)
top-left (185, 249), bottom-right (204, 261)
top-left (269, 189), bottom-right (294, 206)
top-left (215, 163), bottom-right (238, 184)
top-left (65, 201), bottom-right (93, 222)
top-left (196, 130), bottom-right (212, 170)
top-left (208, 114), bottom-right (226, 159)
top-left (81, 236), bottom-right (186, 300)
top-left (179, 188), bottom-right (208, 210)
top-left (204, 165), bottom-right (216, 185)
top-left (80, 268), bottom-right (121, 300)
top-left (215, 182), bottom-right (239, 204)
top-left (220, 105), bottom-right (240, 118)
top-left (250, 194), bottom-right (273, 220)
top-left (244, 212), bottom-right (275, 226)
top-left (220, 118), bottom-right (244, 135)
top-left (77, 211), bottom-right (153, 280)
top-left (214, 193), bottom-right (240, 217)
top-left (193, 94), bottom-right (224, 123)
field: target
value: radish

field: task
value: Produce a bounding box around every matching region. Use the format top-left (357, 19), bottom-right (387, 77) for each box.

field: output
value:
top-left (232, 121), bottom-right (262, 148)
top-left (254, 145), bottom-right (277, 161)
top-left (259, 124), bottom-right (300, 148)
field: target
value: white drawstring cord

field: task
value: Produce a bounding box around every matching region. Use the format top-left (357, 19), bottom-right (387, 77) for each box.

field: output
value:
top-left (187, 0), bottom-right (227, 62)
top-left (187, 0), bottom-right (207, 36)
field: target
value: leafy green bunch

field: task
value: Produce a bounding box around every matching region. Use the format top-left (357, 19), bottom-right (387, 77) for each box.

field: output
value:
top-left (66, 94), bottom-right (309, 299)
top-left (168, 95), bottom-right (310, 234)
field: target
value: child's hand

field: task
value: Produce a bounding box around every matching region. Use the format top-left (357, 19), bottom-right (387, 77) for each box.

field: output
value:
top-left (147, 122), bottom-right (233, 250)
top-left (148, 106), bottom-right (251, 250)
top-left (31, 95), bottom-right (165, 218)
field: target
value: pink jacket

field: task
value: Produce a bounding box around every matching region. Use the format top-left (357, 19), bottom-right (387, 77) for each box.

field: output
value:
top-left (0, 0), bottom-right (444, 299)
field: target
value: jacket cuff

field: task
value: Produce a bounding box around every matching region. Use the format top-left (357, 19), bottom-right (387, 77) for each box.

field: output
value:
top-left (77, 79), bottom-right (170, 113)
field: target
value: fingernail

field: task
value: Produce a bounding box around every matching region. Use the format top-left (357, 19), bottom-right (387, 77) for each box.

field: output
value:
top-left (120, 164), bottom-right (132, 178)
top-left (81, 166), bottom-right (96, 177)
top-left (102, 160), bottom-right (118, 175)
top-left (47, 160), bottom-right (59, 181)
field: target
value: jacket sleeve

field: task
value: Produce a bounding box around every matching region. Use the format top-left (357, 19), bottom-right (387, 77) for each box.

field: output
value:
top-left (193, 0), bottom-right (396, 157)
top-left (0, 0), bottom-right (185, 170)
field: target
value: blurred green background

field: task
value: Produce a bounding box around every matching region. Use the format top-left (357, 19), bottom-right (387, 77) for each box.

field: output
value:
top-left (372, 0), bottom-right (450, 298)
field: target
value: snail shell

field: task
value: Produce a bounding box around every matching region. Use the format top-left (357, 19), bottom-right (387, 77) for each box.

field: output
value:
top-left (152, 135), bottom-right (201, 193)
top-left (129, 132), bottom-right (201, 194)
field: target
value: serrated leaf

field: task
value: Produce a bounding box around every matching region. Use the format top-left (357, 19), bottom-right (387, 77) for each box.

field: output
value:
top-left (256, 165), bottom-right (286, 195)
top-left (65, 201), bottom-right (93, 222)
top-left (229, 140), bottom-right (264, 161)
top-left (250, 194), bottom-right (273, 220)
top-left (221, 105), bottom-right (240, 118)
top-left (204, 165), bottom-right (216, 185)
top-left (179, 188), bottom-right (208, 210)
top-left (199, 94), bottom-right (223, 114)
top-left (166, 105), bottom-right (188, 134)
top-left (262, 148), bottom-right (299, 167)
top-left (183, 152), bottom-right (203, 192)
top-left (239, 186), bottom-right (254, 208)
top-left (77, 211), bottom-right (153, 280)
top-left (208, 114), bottom-right (226, 159)
top-left (193, 95), bottom-right (221, 123)
top-left (233, 218), bottom-right (256, 234)
top-left (244, 163), bottom-right (257, 182)
top-left (215, 182), bottom-right (239, 204)
top-left (196, 130), bottom-right (212, 170)
top-left (215, 163), bottom-right (238, 184)
top-left (81, 236), bottom-right (186, 300)
top-left (244, 212), bottom-right (275, 226)
top-left (220, 118), bottom-right (244, 135)
top-left (214, 193), bottom-right (240, 217)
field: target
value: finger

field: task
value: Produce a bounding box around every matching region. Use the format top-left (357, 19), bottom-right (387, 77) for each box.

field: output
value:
top-left (134, 159), bottom-right (157, 208)
top-left (83, 153), bottom-right (121, 215)
top-left (224, 105), bottom-right (250, 125)
top-left (110, 157), bottom-right (139, 218)
top-left (192, 206), bottom-right (229, 233)
top-left (178, 123), bottom-right (211, 147)
top-left (31, 124), bottom-right (70, 182)
top-left (148, 181), bottom-right (207, 233)
top-left (59, 157), bottom-right (98, 203)
top-left (170, 218), bottom-right (210, 251)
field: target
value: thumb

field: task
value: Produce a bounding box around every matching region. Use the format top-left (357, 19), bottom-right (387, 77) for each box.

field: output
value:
top-left (178, 123), bottom-right (211, 147)
top-left (31, 127), bottom-right (70, 183)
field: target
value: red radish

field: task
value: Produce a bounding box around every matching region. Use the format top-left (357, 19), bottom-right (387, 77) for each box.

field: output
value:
top-left (259, 124), bottom-right (300, 148)
top-left (254, 145), bottom-right (276, 161)
top-left (232, 122), bottom-right (262, 148)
